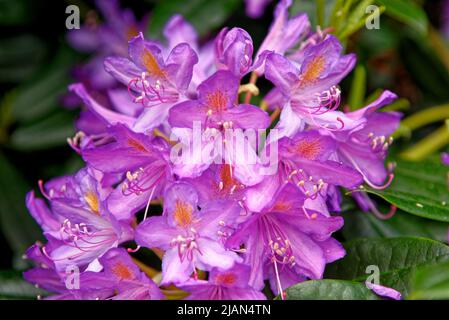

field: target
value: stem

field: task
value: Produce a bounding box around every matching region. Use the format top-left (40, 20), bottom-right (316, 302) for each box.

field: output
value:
top-left (316, 0), bottom-right (326, 27)
top-left (400, 123), bottom-right (449, 161)
top-left (132, 258), bottom-right (159, 278)
top-left (270, 108), bottom-right (281, 123)
top-left (348, 64), bottom-right (366, 110)
top-left (393, 104), bottom-right (449, 139)
top-left (244, 72), bottom-right (258, 104)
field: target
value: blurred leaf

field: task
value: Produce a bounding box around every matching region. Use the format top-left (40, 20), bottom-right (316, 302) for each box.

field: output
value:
top-left (400, 37), bottom-right (449, 102)
top-left (400, 123), bottom-right (449, 161)
top-left (0, 0), bottom-right (30, 26)
top-left (361, 160), bottom-right (449, 222)
top-left (284, 280), bottom-right (379, 300)
top-left (10, 46), bottom-right (76, 124)
top-left (291, 0), bottom-right (334, 27)
top-left (9, 110), bottom-right (76, 151)
top-left (148, 0), bottom-right (241, 39)
top-left (0, 35), bottom-right (46, 83)
top-left (338, 0), bottom-right (386, 41)
top-left (0, 152), bottom-right (42, 258)
top-left (325, 237), bottom-right (449, 296)
top-left (342, 210), bottom-right (449, 243)
top-left (348, 64), bottom-right (366, 110)
top-left (376, 0), bottom-right (428, 36)
top-left (0, 270), bottom-right (44, 299)
top-left (409, 260), bottom-right (449, 300)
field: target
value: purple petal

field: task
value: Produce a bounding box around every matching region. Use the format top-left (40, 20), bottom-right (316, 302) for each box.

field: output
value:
top-left (215, 27), bottom-right (253, 77)
top-left (26, 191), bottom-right (59, 232)
top-left (198, 70), bottom-right (239, 110)
top-left (366, 282), bottom-right (402, 300)
top-left (225, 104), bottom-right (270, 129)
top-left (104, 56), bottom-right (142, 86)
top-left (161, 247), bottom-right (194, 285)
top-left (135, 216), bottom-right (178, 250)
top-left (165, 43), bottom-right (199, 91)
top-left (195, 237), bottom-right (240, 271)
top-left (69, 83), bottom-right (135, 126)
top-left (265, 52), bottom-right (299, 94)
top-left (163, 15), bottom-right (198, 52)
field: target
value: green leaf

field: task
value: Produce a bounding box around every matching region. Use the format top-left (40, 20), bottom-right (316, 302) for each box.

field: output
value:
top-left (399, 36), bottom-right (449, 102)
top-left (337, 0), bottom-right (385, 41)
top-left (376, 0), bottom-right (428, 35)
top-left (361, 160), bottom-right (449, 222)
top-left (0, 152), bottom-right (43, 258)
top-left (342, 210), bottom-right (449, 243)
top-left (9, 110), bottom-right (76, 151)
top-left (348, 64), bottom-right (366, 110)
top-left (0, 270), bottom-right (45, 299)
top-left (325, 237), bottom-right (449, 296)
top-left (148, 0), bottom-right (241, 39)
top-left (0, 35), bottom-right (46, 83)
top-left (0, 0), bottom-right (30, 26)
top-left (284, 280), bottom-right (379, 300)
top-left (409, 260), bottom-right (449, 300)
top-left (10, 46), bottom-right (76, 124)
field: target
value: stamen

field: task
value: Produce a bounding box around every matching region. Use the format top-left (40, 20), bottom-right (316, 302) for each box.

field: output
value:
top-left (127, 187), bottom-right (156, 253)
top-left (38, 180), bottom-right (51, 200)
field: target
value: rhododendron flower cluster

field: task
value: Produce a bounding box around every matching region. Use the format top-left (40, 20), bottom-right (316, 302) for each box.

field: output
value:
top-left (23, 0), bottom-right (401, 300)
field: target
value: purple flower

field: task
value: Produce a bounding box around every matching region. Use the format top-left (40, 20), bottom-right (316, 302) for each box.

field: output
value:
top-left (215, 28), bottom-right (254, 78)
top-left (265, 35), bottom-right (356, 118)
top-left (169, 70), bottom-right (270, 130)
top-left (168, 70), bottom-right (270, 185)
top-left (332, 91), bottom-right (401, 189)
top-left (25, 247), bottom-right (163, 300)
top-left (180, 264), bottom-right (266, 300)
top-left (82, 123), bottom-right (172, 220)
top-left (226, 184), bottom-right (345, 293)
top-left (135, 182), bottom-right (242, 285)
top-left (105, 32), bottom-right (198, 109)
top-left (26, 168), bottom-right (133, 272)
top-left (246, 130), bottom-right (362, 212)
top-left (67, 0), bottom-right (148, 91)
top-left (254, 0), bottom-right (310, 75)
top-left (95, 248), bottom-right (163, 300)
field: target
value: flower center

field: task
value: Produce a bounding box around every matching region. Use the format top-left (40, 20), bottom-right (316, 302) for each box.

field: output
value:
top-left (205, 91), bottom-right (227, 114)
top-left (292, 138), bottom-right (322, 160)
top-left (298, 55), bottom-right (326, 87)
top-left (215, 272), bottom-right (237, 285)
top-left (173, 200), bottom-right (194, 228)
top-left (84, 191), bottom-right (100, 215)
top-left (142, 49), bottom-right (166, 79)
top-left (127, 138), bottom-right (148, 152)
top-left (112, 262), bottom-right (134, 280)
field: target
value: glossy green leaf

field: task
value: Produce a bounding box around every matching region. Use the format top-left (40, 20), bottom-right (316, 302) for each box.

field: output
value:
top-left (284, 280), bottom-right (379, 300)
top-left (325, 237), bottom-right (449, 296)
top-left (361, 160), bottom-right (449, 222)
top-left (342, 210), bottom-right (449, 243)
top-left (409, 260), bottom-right (449, 300)
top-left (148, 0), bottom-right (240, 38)
top-left (376, 0), bottom-right (428, 35)
top-left (0, 270), bottom-right (45, 299)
